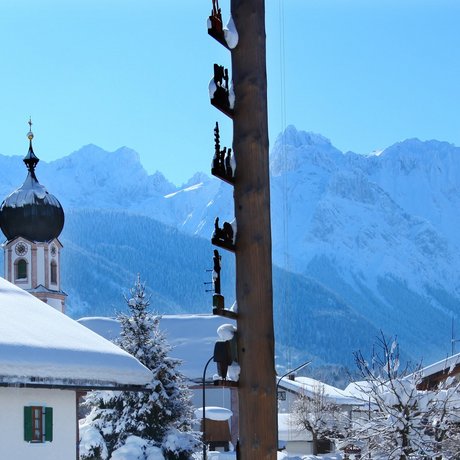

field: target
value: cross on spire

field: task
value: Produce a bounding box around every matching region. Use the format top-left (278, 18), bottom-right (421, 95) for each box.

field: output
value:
top-left (24, 118), bottom-right (39, 173)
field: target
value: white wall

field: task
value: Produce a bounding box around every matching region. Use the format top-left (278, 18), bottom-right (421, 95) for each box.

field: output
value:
top-left (47, 297), bottom-right (63, 312)
top-left (0, 387), bottom-right (76, 460)
top-left (278, 386), bottom-right (298, 414)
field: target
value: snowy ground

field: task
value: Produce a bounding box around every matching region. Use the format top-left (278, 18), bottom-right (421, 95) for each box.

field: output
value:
top-left (191, 452), bottom-right (343, 459)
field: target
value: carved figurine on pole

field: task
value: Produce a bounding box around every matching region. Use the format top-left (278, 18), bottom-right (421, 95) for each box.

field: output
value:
top-left (213, 324), bottom-right (239, 383)
top-left (207, 250), bottom-right (237, 319)
top-left (212, 249), bottom-right (224, 309)
top-left (209, 64), bottom-right (234, 118)
top-left (211, 122), bottom-right (235, 184)
top-left (208, 0), bottom-right (230, 49)
top-left (212, 217), bottom-right (235, 252)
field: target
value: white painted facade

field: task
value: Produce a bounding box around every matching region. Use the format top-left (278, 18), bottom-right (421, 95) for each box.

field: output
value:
top-left (3, 236), bottom-right (65, 313)
top-left (0, 387), bottom-right (76, 460)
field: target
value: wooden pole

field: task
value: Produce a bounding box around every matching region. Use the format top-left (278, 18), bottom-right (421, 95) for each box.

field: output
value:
top-left (230, 0), bottom-right (277, 458)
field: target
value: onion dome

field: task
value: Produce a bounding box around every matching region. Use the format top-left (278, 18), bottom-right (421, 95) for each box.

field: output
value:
top-left (0, 120), bottom-right (64, 242)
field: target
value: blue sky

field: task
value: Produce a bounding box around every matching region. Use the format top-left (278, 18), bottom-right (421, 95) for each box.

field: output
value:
top-left (0, 0), bottom-right (458, 185)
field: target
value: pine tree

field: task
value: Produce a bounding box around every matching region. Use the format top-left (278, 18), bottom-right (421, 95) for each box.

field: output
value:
top-left (80, 275), bottom-right (200, 460)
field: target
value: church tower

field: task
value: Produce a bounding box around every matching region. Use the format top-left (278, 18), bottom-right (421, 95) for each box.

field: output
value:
top-left (0, 121), bottom-right (66, 312)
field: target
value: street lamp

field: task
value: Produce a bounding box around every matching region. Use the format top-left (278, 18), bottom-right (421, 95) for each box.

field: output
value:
top-left (276, 360), bottom-right (312, 396)
top-left (201, 355), bottom-right (214, 460)
top-left (200, 336), bottom-right (236, 459)
top-left (276, 360), bottom-right (312, 451)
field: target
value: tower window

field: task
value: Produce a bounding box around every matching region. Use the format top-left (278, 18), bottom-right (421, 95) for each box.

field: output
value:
top-left (50, 261), bottom-right (57, 284)
top-left (15, 259), bottom-right (28, 280)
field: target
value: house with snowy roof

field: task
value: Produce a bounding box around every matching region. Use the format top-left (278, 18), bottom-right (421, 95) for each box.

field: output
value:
top-left (0, 277), bottom-right (151, 460)
top-left (277, 374), bottom-right (367, 456)
top-left (416, 352), bottom-right (460, 390)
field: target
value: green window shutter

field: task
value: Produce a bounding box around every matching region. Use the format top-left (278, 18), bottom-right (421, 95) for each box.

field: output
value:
top-left (44, 407), bottom-right (53, 442)
top-left (24, 406), bottom-right (33, 442)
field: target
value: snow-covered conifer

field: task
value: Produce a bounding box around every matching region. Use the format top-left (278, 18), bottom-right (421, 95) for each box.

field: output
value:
top-left (80, 275), bottom-right (200, 460)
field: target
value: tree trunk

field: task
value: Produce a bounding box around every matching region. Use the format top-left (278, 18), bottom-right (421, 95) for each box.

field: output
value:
top-left (312, 432), bottom-right (318, 456)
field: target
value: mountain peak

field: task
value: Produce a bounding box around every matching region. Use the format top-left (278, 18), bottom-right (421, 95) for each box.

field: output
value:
top-left (275, 125), bottom-right (333, 149)
top-left (183, 171), bottom-right (212, 188)
top-left (270, 126), bottom-right (343, 176)
top-left (383, 138), bottom-right (458, 156)
top-left (113, 146), bottom-right (141, 163)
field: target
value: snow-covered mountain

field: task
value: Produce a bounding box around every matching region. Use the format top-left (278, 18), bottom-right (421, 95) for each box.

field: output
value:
top-left (267, 128), bottom-right (460, 364)
top-left (1, 127), bottom-right (459, 368)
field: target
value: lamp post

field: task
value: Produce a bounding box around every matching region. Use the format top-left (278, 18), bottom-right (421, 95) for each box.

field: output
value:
top-left (275, 360), bottom-right (312, 450)
top-left (202, 355), bottom-right (214, 460)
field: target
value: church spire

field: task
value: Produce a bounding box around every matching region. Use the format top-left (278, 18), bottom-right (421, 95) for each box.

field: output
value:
top-left (23, 118), bottom-right (40, 173)
top-left (0, 120), bottom-right (66, 313)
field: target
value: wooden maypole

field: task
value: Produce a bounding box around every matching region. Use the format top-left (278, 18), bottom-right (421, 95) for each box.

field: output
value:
top-left (231, 1), bottom-right (277, 458)
top-left (207, 0), bottom-right (276, 458)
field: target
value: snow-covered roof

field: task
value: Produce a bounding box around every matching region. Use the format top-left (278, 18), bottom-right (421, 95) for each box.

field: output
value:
top-left (343, 380), bottom-right (374, 401)
top-left (27, 284), bottom-right (66, 295)
top-left (0, 278), bottom-right (151, 388)
top-left (78, 314), bottom-right (235, 381)
top-left (279, 376), bottom-right (367, 407)
top-left (418, 353), bottom-right (460, 379)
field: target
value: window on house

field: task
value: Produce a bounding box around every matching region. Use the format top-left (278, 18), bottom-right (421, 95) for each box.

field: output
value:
top-left (24, 406), bottom-right (53, 443)
top-left (50, 261), bottom-right (57, 284)
top-left (15, 259), bottom-right (28, 280)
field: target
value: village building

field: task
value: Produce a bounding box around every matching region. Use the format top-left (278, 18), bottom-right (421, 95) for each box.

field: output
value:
top-left (0, 277), bottom-right (151, 460)
top-left (277, 374), bottom-right (367, 456)
top-left (416, 352), bottom-right (460, 390)
top-left (0, 120), bottom-right (66, 312)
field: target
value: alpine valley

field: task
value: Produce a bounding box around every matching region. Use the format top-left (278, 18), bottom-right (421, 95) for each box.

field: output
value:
top-left (1, 125), bottom-right (459, 375)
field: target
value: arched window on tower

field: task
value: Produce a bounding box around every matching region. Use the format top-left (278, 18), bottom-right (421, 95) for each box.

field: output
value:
top-left (15, 259), bottom-right (28, 281)
top-left (50, 261), bottom-right (57, 285)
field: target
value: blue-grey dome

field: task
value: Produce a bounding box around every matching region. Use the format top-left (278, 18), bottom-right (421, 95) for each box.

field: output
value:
top-left (0, 124), bottom-right (64, 242)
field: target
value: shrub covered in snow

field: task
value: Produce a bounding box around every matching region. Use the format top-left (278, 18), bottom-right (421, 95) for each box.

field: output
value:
top-left (162, 428), bottom-right (202, 460)
top-left (292, 384), bottom-right (346, 455)
top-left (352, 333), bottom-right (460, 459)
top-left (80, 276), bottom-right (200, 459)
top-left (110, 436), bottom-right (165, 460)
top-left (79, 421), bottom-right (109, 460)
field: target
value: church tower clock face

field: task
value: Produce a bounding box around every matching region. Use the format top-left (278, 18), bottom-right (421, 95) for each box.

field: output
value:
top-left (15, 242), bottom-right (28, 256)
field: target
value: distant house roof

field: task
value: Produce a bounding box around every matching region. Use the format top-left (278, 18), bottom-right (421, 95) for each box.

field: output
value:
top-left (0, 278), bottom-right (151, 389)
top-left (343, 380), bottom-right (374, 401)
top-left (78, 314), bottom-right (235, 381)
top-left (416, 353), bottom-right (460, 390)
top-left (278, 376), bottom-right (367, 407)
